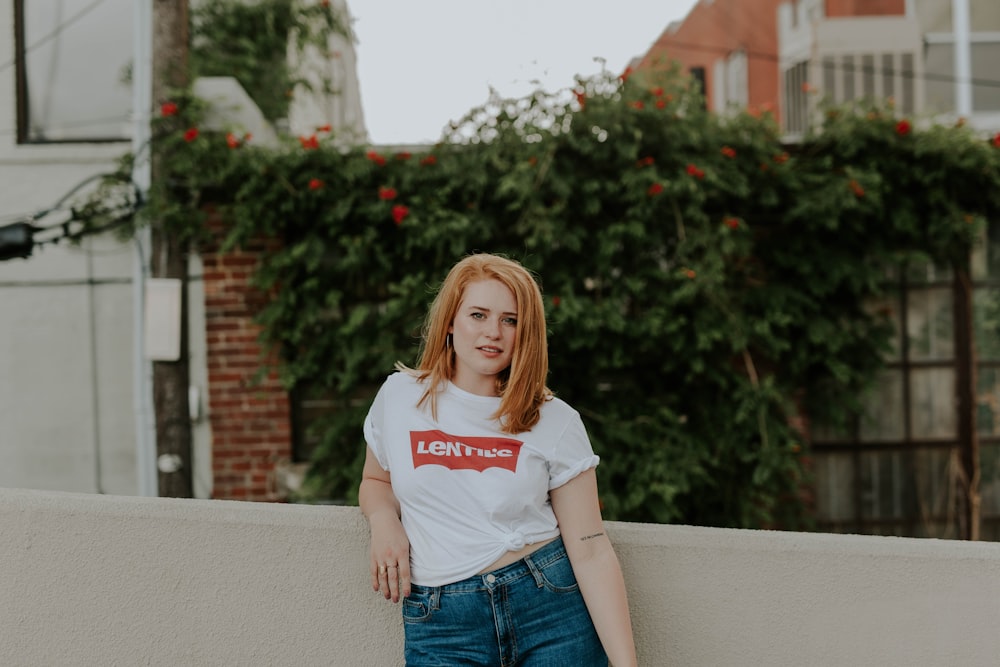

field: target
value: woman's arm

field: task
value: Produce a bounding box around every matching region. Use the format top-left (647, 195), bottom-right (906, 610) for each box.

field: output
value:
top-left (359, 447), bottom-right (411, 602)
top-left (550, 468), bottom-right (638, 667)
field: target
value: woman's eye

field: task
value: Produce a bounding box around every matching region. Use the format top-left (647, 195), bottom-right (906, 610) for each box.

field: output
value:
top-left (502, 317), bottom-right (517, 326)
top-left (471, 312), bottom-right (485, 319)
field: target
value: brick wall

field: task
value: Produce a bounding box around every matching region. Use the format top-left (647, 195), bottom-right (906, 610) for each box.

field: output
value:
top-left (636, 0), bottom-right (786, 121)
top-left (825, 0), bottom-right (905, 17)
top-left (201, 224), bottom-right (292, 501)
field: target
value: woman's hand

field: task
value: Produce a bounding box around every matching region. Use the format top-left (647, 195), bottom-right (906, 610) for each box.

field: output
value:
top-left (359, 446), bottom-right (411, 603)
top-left (368, 509), bottom-right (411, 603)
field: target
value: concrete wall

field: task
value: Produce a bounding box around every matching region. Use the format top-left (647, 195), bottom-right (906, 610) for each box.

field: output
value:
top-left (2, 487), bottom-right (999, 666)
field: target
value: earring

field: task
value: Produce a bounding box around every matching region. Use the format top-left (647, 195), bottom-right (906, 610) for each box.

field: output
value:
top-left (446, 333), bottom-right (453, 348)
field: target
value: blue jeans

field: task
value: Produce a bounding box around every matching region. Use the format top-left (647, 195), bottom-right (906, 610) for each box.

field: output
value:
top-left (402, 537), bottom-right (608, 666)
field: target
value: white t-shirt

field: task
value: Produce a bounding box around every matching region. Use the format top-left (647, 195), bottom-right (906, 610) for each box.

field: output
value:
top-left (363, 371), bottom-right (599, 586)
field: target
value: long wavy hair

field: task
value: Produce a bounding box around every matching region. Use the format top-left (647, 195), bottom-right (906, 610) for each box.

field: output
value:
top-left (397, 253), bottom-right (552, 433)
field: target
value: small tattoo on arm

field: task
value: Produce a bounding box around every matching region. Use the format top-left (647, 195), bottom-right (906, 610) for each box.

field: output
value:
top-left (580, 532), bottom-right (604, 542)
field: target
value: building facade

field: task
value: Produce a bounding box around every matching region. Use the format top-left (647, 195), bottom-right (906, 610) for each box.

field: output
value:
top-left (0, 0), bottom-right (365, 500)
top-left (637, 0), bottom-right (1000, 136)
top-left (635, 0), bottom-right (1000, 540)
top-left (634, 0), bottom-right (787, 120)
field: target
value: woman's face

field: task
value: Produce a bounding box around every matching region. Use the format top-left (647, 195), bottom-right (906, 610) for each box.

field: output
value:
top-left (449, 278), bottom-right (518, 396)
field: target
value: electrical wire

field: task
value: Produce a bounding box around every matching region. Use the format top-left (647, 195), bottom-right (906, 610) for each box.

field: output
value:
top-left (3, 35), bottom-right (1000, 140)
top-left (0, 170), bottom-right (142, 259)
top-left (2, 0), bottom-right (1000, 138)
top-left (640, 36), bottom-right (1000, 91)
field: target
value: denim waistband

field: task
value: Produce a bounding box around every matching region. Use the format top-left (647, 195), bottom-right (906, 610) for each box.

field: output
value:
top-left (411, 536), bottom-right (567, 594)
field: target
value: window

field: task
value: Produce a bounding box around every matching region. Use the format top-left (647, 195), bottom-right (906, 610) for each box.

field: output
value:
top-left (14, 0), bottom-right (133, 143)
top-left (811, 222), bottom-right (1000, 541)
top-left (689, 66), bottom-right (708, 111)
top-left (816, 51), bottom-right (916, 114)
top-left (783, 60), bottom-right (810, 135)
top-left (924, 35), bottom-right (1000, 114)
top-left (712, 51), bottom-right (748, 115)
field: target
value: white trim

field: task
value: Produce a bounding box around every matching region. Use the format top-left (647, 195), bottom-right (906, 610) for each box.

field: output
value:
top-left (924, 31), bottom-right (1000, 44)
top-left (952, 0), bottom-right (973, 117)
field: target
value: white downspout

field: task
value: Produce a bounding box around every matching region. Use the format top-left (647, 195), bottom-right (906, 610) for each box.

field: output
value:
top-left (952, 0), bottom-right (973, 117)
top-left (132, 0), bottom-right (157, 497)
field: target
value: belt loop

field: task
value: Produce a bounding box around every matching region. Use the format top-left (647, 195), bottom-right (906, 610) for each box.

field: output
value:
top-left (429, 587), bottom-right (441, 611)
top-left (524, 552), bottom-right (545, 588)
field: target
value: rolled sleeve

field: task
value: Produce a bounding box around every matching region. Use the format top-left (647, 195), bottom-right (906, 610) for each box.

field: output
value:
top-left (547, 411), bottom-right (599, 490)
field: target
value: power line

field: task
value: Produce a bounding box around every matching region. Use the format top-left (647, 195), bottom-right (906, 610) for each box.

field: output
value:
top-left (0, 170), bottom-right (141, 261)
top-left (642, 37), bottom-right (1000, 90)
top-left (3, 38), bottom-right (999, 142)
top-left (0, 0), bottom-right (110, 75)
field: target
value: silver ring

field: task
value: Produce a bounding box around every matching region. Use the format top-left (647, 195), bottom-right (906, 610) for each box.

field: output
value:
top-left (378, 564), bottom-right (386, 574)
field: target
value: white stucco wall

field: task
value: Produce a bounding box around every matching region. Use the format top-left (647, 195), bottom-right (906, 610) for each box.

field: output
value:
top-left (0, 0), bottom-right (140, 495)
top-left (2, 0), bottom-right (366, 498)
top-left (2, 487), bottom-right (999, 666)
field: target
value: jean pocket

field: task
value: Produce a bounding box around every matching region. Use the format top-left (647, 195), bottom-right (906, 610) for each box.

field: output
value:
top-left (535, 553), bottom-right (580, 593)
top-left (402, 589), bottom-right (435, 624)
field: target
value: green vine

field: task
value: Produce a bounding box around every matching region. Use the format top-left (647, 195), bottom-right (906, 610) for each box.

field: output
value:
top-left (83, 31), bottom-right (1000, 529)
top-left (191, 0), bottom-right (350, 122)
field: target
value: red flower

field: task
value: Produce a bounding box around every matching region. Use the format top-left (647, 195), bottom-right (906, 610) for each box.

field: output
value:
top-left (161, 101), bottom-right (178, 117)
top-left (419, 154), bottom-right (437, 166)
top-left (574, 90), bottom-right (586, 109)
top-left (396, 151), bottom-right (412, 161)
top-left (308, 178), bottom-right (324, 190)
top-left (655, 99), bottom-right (666, 109)
top-left (366, 151), bottom-right (387, 166)
top-left (683, 268), bottom-right (696, 279)
top-left (849, 179), bottom-right (865, 198)
top-left (378, 186), bottom-right (397, 200)
top-left (647, 182), bottom-right (664, 197)
top-left (316, 124), bottom-right (332, 133)
top-left (631, 101), bottom-right (644, 110)
top-left (895, 119), bottom-right (912, 136)
top-left (686, 164), bottom-right (705, 180)
top-left (636, 156), bottom-right (655, 168)
top-left (552, 296), bottom-right (561, 307)
top-left (773, 152), bottom-right (790, 164)
top-left (992, 133), bottom-right (1000, 148)
top-left (651, 87), bottom-right (664, 97)
top-left (299, 134), bottom-right (319, 150)
top-left (226, 133), bottom-right (240, 149)
top-left (183, 127), bottom-right (198, 142)
top-left (721, 146), bottom-right (736, 159)
top-left (392, 204), bottom-right (409, 225)
top-left (724, 217), bottom-right (740, 230)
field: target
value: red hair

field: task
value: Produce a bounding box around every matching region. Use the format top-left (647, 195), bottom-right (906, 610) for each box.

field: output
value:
top-left (397, 253), bottom-right (551, 433)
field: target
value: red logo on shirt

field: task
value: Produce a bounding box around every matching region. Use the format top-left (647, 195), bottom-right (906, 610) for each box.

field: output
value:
top-left (410, 430), bottom-right (523, 473)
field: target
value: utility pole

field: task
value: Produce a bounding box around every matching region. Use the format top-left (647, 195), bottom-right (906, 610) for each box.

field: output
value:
top-left (151, 0), bottom-right (194, 497)
top-left (951, 0), bottom-right (979, 541)
top-left (132, 0), bottom-right (157, 496)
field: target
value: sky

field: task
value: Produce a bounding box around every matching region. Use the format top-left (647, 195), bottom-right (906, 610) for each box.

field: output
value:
top-left (346, 0), bottom-right (700, 145)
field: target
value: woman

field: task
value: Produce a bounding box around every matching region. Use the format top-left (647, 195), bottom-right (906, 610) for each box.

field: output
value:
top-left (359, 253), bottom-right (638, 666)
